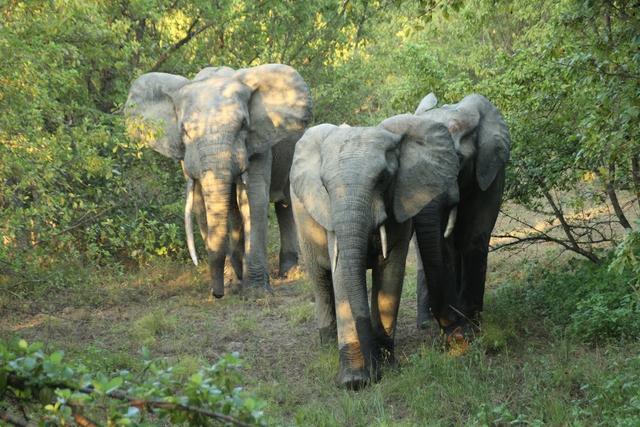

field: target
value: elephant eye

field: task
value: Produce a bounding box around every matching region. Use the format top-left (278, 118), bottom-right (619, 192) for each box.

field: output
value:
top-left (241, 117), bottom-right (250, 129)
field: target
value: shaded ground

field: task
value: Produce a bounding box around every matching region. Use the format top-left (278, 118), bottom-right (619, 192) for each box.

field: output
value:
top-left (2, 201), bottom-right (639, 425)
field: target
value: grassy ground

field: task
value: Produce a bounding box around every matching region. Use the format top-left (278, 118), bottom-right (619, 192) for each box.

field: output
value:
top-left (2, 208), bottom-right (639, 426)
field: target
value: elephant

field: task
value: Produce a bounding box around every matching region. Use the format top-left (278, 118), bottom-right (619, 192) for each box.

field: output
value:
top-left (411, 93), bottom-right (510, 336)
top-left (290, 116), bottom-right (459, 388)
top-left (125, 64), bottom-right (312, 298)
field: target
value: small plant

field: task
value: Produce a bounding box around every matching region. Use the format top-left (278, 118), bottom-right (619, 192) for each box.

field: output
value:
top-left (0, 338), bottom-right (266, 426)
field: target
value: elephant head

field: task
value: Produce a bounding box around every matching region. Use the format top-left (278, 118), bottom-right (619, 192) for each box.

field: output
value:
top-left (290, 116), bottom-right (459, 388)
top-left (416, 93), bottom-right (510, 191)
top-left (125, 64), bottom-right (311, 297)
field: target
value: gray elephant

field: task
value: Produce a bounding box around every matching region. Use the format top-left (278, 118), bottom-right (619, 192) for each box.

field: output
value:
top-left (125, 64), bottom-right (312, 297)
top-left (290, 116), bottom-right (459, 388)
top-left (411, 93), bottom-right (510, 336)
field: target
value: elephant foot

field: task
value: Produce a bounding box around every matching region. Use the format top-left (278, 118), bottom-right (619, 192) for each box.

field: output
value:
top-left (417, 308), bottom-right (436, 330)
top-left (336, 369), bottom-right (380, 391)
top-left (445, 326), bottom-right (471, 357)
top-left (240, 276), bottom-right (272, 301)
top-left (374, 335), bottom-right (396, 368)
top-left (337, 344), bottom-right (381, 390)
top-left (319, 325), bottom-right (337, 345)
top-left (227, 280), bottom-right (242, 296)
top-left (441, 319), bottom-right (479, 357)
top-left (243, 272), bottom-right (272, 292)
top-left (277, 252), bottom-right (299, 278)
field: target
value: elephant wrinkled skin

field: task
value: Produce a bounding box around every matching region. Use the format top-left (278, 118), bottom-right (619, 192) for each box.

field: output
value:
top-left (125, 64), bottom-right (312, 298)
top-left (412, 93), bottom-right (511, 336)
top-left (291, 117), bottom-right (459, 388)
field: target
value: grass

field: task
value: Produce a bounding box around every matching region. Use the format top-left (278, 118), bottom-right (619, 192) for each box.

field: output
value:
top-left (2, 217), bottom-right (640, 425)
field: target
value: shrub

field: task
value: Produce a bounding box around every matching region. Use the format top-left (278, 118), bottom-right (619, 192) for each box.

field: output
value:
top-left (0, 338), bottom-right (266, 426)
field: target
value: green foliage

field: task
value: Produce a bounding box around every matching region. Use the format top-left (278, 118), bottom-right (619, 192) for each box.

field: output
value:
top-left (574, 354), bottom-right (640, 426)
top-left (0, 0), bottom-right (391, 287)
top-left (0, 338), bottom-right (266, 425)
top-left (501, 255), bottom-right (640, 343)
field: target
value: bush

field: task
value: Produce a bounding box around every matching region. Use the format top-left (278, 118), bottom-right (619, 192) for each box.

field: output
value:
top-left (0, 338), bottom-right (266, 426)
top-left (507, 254), bottom-right (640, 344)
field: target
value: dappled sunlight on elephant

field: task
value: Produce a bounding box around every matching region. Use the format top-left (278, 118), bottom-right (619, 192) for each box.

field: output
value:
top-left (291, 117), bottom-right (459, 388)
top-left (125, 64), bottom-right (312, 298)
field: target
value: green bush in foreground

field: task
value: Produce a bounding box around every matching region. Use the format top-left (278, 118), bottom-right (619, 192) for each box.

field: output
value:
top-left (0, 339), bottom-right (265, 426)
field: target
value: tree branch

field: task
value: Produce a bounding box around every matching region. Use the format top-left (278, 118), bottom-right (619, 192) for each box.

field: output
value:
top-left (631, 153), bottom-right (640, 210)
top-left (149, 18), bottom-right (214, 72)
top-left (599, 162), bottom-right (632, 230)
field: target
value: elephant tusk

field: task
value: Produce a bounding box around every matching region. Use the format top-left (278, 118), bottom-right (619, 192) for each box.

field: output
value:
top-left (444, 206), bottom-right (457, 239)
top-left (380, 225), bottom-right (388, 259)
top-left (332, 236), bottom-right (338, 275)
top-left (328, 232), bottom-right (338, 275)
top-left (241, 171), bottom-right (249, 186)
top-left (185, 178), bottom-right (198, 266)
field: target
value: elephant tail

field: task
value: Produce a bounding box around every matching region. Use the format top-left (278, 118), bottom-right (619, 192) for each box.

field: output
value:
top-left (185, 178), bottom-right (199, 266)
top-left (444, 205), bottom-right (457, 239)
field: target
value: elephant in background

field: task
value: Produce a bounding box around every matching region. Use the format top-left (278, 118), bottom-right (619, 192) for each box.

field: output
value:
top-left (412, 93), bottom-right (510, 335)
top-left (290, 117), bottom-right (459, 389)
top-left (125, 64), bottom-right (312, 298)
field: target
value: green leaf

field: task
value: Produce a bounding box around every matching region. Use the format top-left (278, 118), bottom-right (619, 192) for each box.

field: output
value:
top-left (49, 351), bottom-right (64, 364)
top-left (105, 376), bottom-right (124, 394)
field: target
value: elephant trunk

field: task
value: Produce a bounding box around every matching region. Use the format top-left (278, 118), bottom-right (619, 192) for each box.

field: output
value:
top-left (413, 195), bottom-right (457, 325)
top-left (199, 170), bottom-right (233, 299)
top-left (333, 194), bottom-right (380, 385)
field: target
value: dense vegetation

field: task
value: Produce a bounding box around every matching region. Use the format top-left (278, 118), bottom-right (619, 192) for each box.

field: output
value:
top-left (2, 0), bottom-right (638, 276)
top-left (1, 0), bottom-right (639, 425)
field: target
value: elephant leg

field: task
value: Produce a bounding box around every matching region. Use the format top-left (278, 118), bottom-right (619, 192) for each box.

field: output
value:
top-left (292, 192), bottom-right (335, 343)
top-left (275, 201), bottom-right (298, 277)
top-left (239, 151), bottom-right (272, 291)
top-left (313, 266), bottom-right (336, 345)
top-left (413, 234), bottom-right (433, 329)
top-left (228, 184), bottom-right (244, 287)
top-left (371, 221), bottom-right (411, 364)
top-left (456, 171), bottom-right (504, 323)
top-left (458, 232), bottom-right (490, 320)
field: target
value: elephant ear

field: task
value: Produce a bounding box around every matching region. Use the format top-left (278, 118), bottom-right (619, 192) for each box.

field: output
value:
top-left (380, 114), bottom-right (460, 223)
top-left (125, 72), bottom-right (189, 160)
top-left (235, 64), bottom-right (312, 156)
top-left (451, 95), bottom-right (511, 191)
top-left (415, 92), bottom-right (438, 115)
top-left (470, 95), bottom-right (511, 191)
top-left (290, 124), bottom-right (337, 230)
